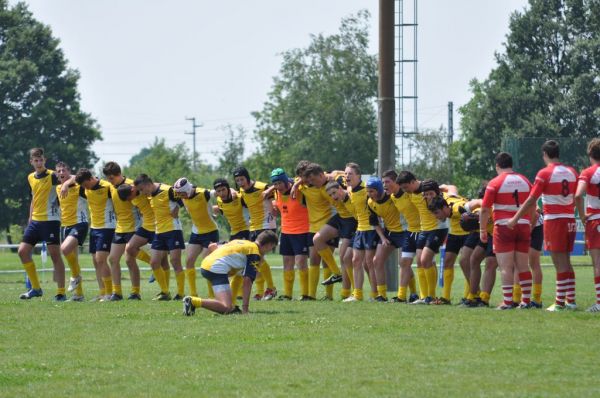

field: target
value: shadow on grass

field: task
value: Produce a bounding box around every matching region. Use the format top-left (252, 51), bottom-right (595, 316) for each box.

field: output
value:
top-left (250, 309), bottom-right (301, 315)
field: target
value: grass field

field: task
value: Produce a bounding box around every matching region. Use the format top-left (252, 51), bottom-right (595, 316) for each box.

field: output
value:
top-left (1, 250), bottom-right (600, 397)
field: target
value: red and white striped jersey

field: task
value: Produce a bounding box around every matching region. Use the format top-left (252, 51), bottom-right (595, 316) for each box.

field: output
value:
top-left (579, 164), bottom-right (600, 221)
top-left (530, 163), bottom-right (578, 220)
top-left (482, 172), bottom-right (532, 225)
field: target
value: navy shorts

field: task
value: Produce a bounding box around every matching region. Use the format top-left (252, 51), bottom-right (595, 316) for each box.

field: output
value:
top-left (135, 227), bottom-right (155, 242)
top-left (151, 230), bottom-right (185, 251)
top-left (416, 229), bottom-right (448, 253)
top-left (62, 223), bottom-right (88, 246)
top-left (326, 214), bottom-right (358, 240)
top-left (463, 232), bottom-right (479, 249)
top-left (200, 268), bottom-right (229, 286)
top-left (446, 234), bottom-right (468, 254)
top-left (113, 231), bottom-right (134, 244)
top-left (189, 230), bottom-right (220, 248)
top-left (308, 231), bottom-right (339, 248)
top-left (353, 230), bottom-right (379, 250)
top-left (89, 228), bottom-right (115, 253)
top-left (382, 230), bottom-right (407, 249)
top-left (477, 233), bottom-right (495, 258)
top-left (280, 233), bottom-right (310, 256)
top-left (249, 229), bottom-right (277, 242)
top-left (402, 232), bottom-right (418, 256)
top-left (22, 220), bottom-right (61, 246)
top-left (530, 224), bottom-right (543, 251)
top-left (230, 230), bottom-right (250, 241)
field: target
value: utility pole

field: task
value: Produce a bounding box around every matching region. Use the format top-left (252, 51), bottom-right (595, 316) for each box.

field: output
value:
top-left (447, 101), bottom-right (454, 179)
top-left (185, 117), bottom-right (202, 170)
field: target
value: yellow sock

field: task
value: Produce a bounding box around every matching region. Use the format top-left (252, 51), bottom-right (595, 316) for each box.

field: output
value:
top-left (254, 272), bottom-right (265, 296)
top-left (340, 288), bottom-right (351, 299)
top-left (57, 287), bottom-right (65, 295)
top-left (533, 283), bottom-right (542, 303)
top-left (131, 286), bottom-right (140, 295)
top-left (75, 284), bottom-right (84, 296)
top-left (164, 269), bottom-right (171, 290)
top-left (467, 292), bottom-right (476, 300)
top-left (299, 269), bottom-right (308, 296)
top-left (283, 270), bottom-right (295, 297)
top-left (99, 287), bottom-right (106, 296)
top-left (513, 284), bottom-right (522, 303)
top-left (417, 268), bottom-right (427, 299)
top-left (425, 267), bottom-right (437, 298)
top-left (323, 267), bottom-right (333, 298)
top-left (463, 280), bottom-right (470, 298)
top-left (377, 285), bottom-right (387, 298)
top-left (442, 268), bottom-right (454, 300)
top-left (23, 261), bottom-right (41, 290)
top-left (409, 275), bottom-right (417, 295)
top-left (230, 275), bottom-right (243, 304)
top-left (207, 281), bottom-right (215, 299)
top-left (136, 250), bottom-right (151, 264)
top-left (64, 251), bottom-right (80, 277)
top-left (345, 266), bottom-right (355, 290)
top-left (152, 268), bottom-right (168, 293)
top-left (308, 265), bottom-right (320, 298)
top-left (397, 286), bottom-right (407, 300)
top-left (176, 271), bottom-right (185, 296)
top-left (318, 248), bottom-right (341, 274)
top-left (480, 291), bottom-right (490, 303)
top-left (102, 277), bottom-right (112, 295)
top-left (370, 291), bottom-right (377, 299)
top-left (191, 297), bottom-right (202, 308)
top-left (353, 288), bottom-right (363, 300)
top-left (260, 260), bottom-right (275, 289)
top-left (113, 284), bottom-right (122, 296)
top-left (185, 268), bottom-right (197, 297)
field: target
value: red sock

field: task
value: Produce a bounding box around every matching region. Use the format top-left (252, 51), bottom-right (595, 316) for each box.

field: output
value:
top-left (595, 276), bottom-right (600, 305)
top-left (555, 272), bottom-right (569, 306)
top-left (519, 271), bottom-right (532, 304)
top-left (502, 285), bottom-right (513, 306)
top-left (566, 271), bottom-right (576, 304)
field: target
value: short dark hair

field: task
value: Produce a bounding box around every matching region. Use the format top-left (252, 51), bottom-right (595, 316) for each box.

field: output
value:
top-left (75, 168), bottom-right (93, 184)
top-left (133, 174), bottom-right (153, 187)
top-left (382, 169), bottom-right (398, 181)
top-left (55, 161), bottom-right (70, 170)
top-left (495, 152), bottom-right (513, 169)
top-left (427, 195), bottom-right (448, 212)
top-left (325, 180), bottom-right (341, 191)
top-left (255, 230), bottom-right (278, 247)
top-left (213, 178), bottom-right (230, 190)
top-left (477, 180), bottom-right (488, 199)
top-left (303, 163), bottom-right (324, 178)
top-left (421, 179), bottom-right (440, 195)
top-left (541, 140), bottom-right (560, 159)
top-left (102, 161), bottom-right (122, 177)
top-left (345, 162), bottom-right (361, 175)
top-left (295, 160), bottom-right (311, 177)
top-left (396, 171), bottom-right (416, 185)
top-left (29, 148), bottom-right (44, 159)
top-left (588, 138), bottom-right (600, 161)
top-left (117, 183), bottom-right (133, 201)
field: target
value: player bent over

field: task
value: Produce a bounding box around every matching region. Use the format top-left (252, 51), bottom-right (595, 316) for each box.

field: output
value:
top-left (183, 231), bottom-right (279, 315)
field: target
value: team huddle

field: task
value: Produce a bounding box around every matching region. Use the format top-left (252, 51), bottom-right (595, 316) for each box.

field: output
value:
top-left (16, 138), bottom-right (600, 315)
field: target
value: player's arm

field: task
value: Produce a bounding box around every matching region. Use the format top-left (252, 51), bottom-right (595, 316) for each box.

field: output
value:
top-left (58, 174), bottom-right (75, 198)
top-left (464, 199), bottom-right (482, 212)
top-left (212, 204), bottom-right (220, 216)
top-left (261, 185), bottom-right (275, 200)
top-left (168, 188), bottom-right (183, 218)
top-left (479, 187), bottom-right (495, 243)
top-left (575, 179), bottom-right (588, 223)
top-left (439, 184), bottom-right (458, 196)
top-left (28, 199), bottom-right (33, 224)
top-left (290, 180), bottom-right (302, 199)
top-left (508, 195), bottom-right (537, 228)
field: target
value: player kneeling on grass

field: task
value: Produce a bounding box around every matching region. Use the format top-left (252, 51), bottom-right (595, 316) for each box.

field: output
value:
top-left (183, 230), bottom-right (279, 315)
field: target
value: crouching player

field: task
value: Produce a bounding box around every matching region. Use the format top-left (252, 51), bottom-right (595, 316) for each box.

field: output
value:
top-left (183, 231), bottom-right (279, 315)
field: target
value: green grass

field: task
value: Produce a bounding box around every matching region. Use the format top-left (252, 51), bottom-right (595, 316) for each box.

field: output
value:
top-left (1, 250), bottom-right (600, 397)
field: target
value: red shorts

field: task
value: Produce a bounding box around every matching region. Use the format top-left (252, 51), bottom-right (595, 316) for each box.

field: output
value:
top-left (493, 224), bottom-right (531, 253)
top-left (585, 219), bottom-right (600, 250)
top-left (544, 218), bottom-right (576, 252)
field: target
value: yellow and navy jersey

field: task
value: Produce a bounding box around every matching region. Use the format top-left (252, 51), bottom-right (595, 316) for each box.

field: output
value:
top-left (446, 197), bottom-right (470, 236)
top-left (240, 181), bottom-right (276, 231)
top-left (217, 195), bottom-right (249, 236)
top-left (368, 194), bottom-right (403, 232)
top-left (28, 169), bottom-right (61, 222)
top-left (470, 208), bottom-right (494, 235)
top-left (345, 182), bottom-right (374, 232)
top-left (182, 187), bottom-right (218, 234)
top-left (57, 183), bottom-right (88, 226)
top-left (200, 239), bottom-right (261, 280)
top-left (131, 191), bottom-right (155, 231)
top-left (85, 179), bottom-right (116, 229)
top-left (299, 184), bottom-right (333, 233)
top-left (149, 184), bottom-right (183, 234)
top-left (409, 185), bottom-right (448, 231)
top-left (390, 190), bottom-right (420, 232)
top-left (329, 173), bottom-right (354, 219)
top-left (109, 177), bottom-right (140, 233)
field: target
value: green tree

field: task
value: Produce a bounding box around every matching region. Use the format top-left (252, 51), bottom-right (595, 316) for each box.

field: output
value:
top-left (251, 10), bottom-right (377, 177)
top-left (216, 124), bottom-right (246, 177)
top-left (0, 1), bottom-right (101, 229)
top-left (457, 0), bottom-right (600, 182)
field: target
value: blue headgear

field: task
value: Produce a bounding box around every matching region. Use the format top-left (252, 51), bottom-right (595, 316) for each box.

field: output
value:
top-left (270, 168), bottom-right (289, 184)
top-left (366, 176), bottom-right (384, 195)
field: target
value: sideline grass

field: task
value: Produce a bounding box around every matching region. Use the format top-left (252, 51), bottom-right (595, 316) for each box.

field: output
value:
top-left (1, 251), bottom-right (600, 397)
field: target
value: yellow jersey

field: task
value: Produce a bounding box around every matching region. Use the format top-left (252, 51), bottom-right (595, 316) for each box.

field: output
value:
top-left (368, 194), bottom-right (403, 233)
top-left (28, 169), bottom-right (60, 222)
top-left (85, 179), bottom-right (116, 229)
top-left (182, 187), bottom-right (218, 234)
top-left (345, 182), bottom-right (375, 232)
top-left (240, 181), bottom-right (276, 231)
top-left (217, 195), bottom-right (249, 236)
top-left (200, 239), bottom-right (261, 279)
top-left (446, 197), bottom-right (470, 236)
top-left (149, 184), bottom-right (183, 234)
top-left (299, 184), bottom-right (333, 233)
top-left (131, 191), bottom-right (155, 231)
top-left (109, 177), bottom-right (140, 233)
top-left (390, 191), bottom-right (420, 232)
top-left (408, 187), bottom-right (448, 231)
top-left (56, 183), bottom-right (88, 226)
top-left (329, 173), bottom-right (354, 219)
